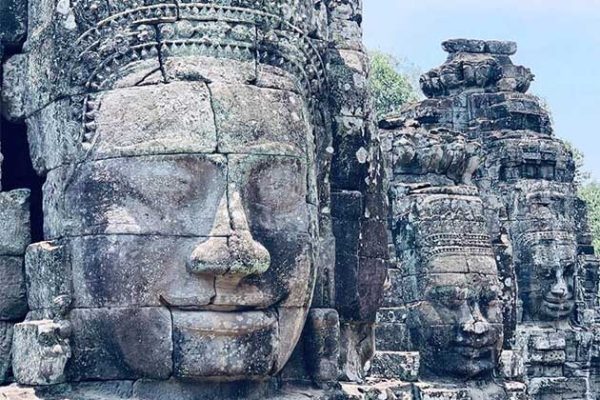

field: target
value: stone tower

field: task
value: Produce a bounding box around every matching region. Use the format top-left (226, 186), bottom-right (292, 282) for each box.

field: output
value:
top-left (375, 39), bottom-right (600, 400)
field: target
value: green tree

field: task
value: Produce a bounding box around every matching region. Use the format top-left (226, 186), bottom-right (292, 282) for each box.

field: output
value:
top-left (565, 141), bottom-right (591, 187)
top-left (579, 182), bottom-right (600, 252)
top-left (568, 142), bottom-right (600, 252)
top-left (368, 51), bottom-right (420, 118)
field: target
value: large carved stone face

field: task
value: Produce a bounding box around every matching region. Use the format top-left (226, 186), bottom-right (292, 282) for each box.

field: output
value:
top-left (40, 60), bottom-right (318, 381)
top-left (519, 239), bottom-right (577, 322)
top-left (408, 255), bottom-right (504, 379)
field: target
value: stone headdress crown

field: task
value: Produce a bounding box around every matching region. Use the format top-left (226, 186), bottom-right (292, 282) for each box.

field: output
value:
top-left (393, 192), bottom-right (495, 261)
top-left (29, 0), bottom-right (328, 98)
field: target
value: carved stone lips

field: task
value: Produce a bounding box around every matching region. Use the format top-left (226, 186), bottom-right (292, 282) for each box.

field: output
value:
top-left (543, 295), bottom-right (573, 305)
top-left (542, 298), bottom-right (574, 316)
top-left (453, 345), bottom-right (494, 359)
top-left (159, 294), bottom-right (272, 312)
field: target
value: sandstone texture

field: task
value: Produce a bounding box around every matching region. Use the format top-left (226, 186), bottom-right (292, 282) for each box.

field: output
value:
top-left (0, 0), bottom-right (597, 396)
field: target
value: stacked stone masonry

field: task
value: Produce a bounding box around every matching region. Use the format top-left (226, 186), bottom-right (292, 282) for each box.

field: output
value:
top-left (0, 0), bottom-right (598, 398)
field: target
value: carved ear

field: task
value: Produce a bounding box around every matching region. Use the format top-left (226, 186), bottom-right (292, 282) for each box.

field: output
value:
top-left (1, 53), bottom-right (28, 121)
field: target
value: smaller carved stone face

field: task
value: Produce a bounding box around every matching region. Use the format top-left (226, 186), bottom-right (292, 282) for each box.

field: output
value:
top-left (520, 239), bottom-right (577, 322)
top-left (408, 255), bottom-right (504, 379)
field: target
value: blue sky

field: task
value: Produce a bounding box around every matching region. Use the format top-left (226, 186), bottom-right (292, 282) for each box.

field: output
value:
top-left (363, 0), bottom-right (600, 180)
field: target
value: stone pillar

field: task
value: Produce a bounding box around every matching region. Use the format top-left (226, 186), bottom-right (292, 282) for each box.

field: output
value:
top-left (325, 0), bottom-right (389, 382)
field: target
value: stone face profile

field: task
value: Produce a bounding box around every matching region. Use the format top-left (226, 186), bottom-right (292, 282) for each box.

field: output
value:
top-left (1, 0), bottom-right (600, 398)
top-left (400, 190), bottom-right (504, 380)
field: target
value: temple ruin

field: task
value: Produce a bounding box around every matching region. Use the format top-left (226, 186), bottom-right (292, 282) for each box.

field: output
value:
top-left (0, 1), bottom-right (598, 399)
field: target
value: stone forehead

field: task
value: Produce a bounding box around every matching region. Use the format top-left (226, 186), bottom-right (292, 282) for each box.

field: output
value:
top-left (402, 272), bottom-right (502, 303)
top-left (26, 67), bottom-right (313, 174)
top-left (425, 253), bottom-right (498, 275)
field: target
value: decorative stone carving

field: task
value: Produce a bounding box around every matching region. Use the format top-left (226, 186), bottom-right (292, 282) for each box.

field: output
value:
top-left (380, 122), bottom-right (505, 378)
top-left (1, 0), bottom-right (388, 398)
top-left (376, 38), bottom-right (598, 400)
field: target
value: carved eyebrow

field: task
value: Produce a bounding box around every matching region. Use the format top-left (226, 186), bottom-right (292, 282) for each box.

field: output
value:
top-left (229, 143), bottom-right (306, 158)
top-left (428, 286), bottom-right (470, 300)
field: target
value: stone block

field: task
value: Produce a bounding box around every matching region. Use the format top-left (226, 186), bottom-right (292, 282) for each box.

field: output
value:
top-left (325, 49), bottom-right (370, 118)
top-left (442, 39), bottom-right (487, 54)
top-left (0, 189), bottom-right (30, 256)
top-left (528, 377), bottom-right (588, 399)
top-left (500, 350), bottom-right (525, 380)
top-left (328, 19), bottom-right (363, 51)
top-left (25, 241), bottom-right (71, 312)
top-left (0, 322), bottom-right (14, 383)
top-left (1, 54), bottom-right (27, 121)
top-left (335, 253), bottom-right (387, 323)
top-left (173, 310), bottom-right (278, 379)
top-left (134, 379), bottom-right (279, 400)
top-left (304, 308), bottom-right (341, 382)
top-left (330, 191), bottom-right (363, 220)
top-left (370, 351), bottom-right (420, 381)
top-left (529, 350), bottom-right (566, 366)
top-left (0, 381), bottom-right (134, 399)
top-left (67, 308), bottom-right (172, 381)
top-left (44, 154), bottom-right (227, 238)
top-left (0, 256), bottom-right (27, 321)
top-left (339, 322), bottom-right (374, 382)
top-left (92, 83), bottom-right (217, 158)
top-left (66, 235), bottom-right (214, 309)
top-left (25, 96), bottom-right (83, 173)
top-left (414, 385), bottom-right (471, 400)
top-left (381, 269), bottom-right (404, 307)
top-left (12, 320), bottom-right (70, 386)
top-left (530, 333), bottom-right (567, 351)
top-left (330, 129), bottom-right (369, 191)
top-left (359, 218), bottom-right (389, 259)
top-left (504, 381), bottom-right (528, 400)
top-left (163, 56), bottom-right (257, 85)
top-left (375, 322), bottom-right (412, 352)
top-left (211, 82), bottom-right (311, 157)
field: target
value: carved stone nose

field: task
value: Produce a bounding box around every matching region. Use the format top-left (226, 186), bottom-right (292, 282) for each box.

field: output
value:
top-left (551, 279), bottom-right (568, 298)
top-left (187, 192), bottom-right (271, 276)
top-left (461, 303), bottom-right (490, 335)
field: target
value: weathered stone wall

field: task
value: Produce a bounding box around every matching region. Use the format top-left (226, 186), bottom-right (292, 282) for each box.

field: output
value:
top-left (0, 0), bottom-right (30, 387)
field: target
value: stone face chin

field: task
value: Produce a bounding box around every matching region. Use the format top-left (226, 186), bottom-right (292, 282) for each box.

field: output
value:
top-left (172, 310), bottom-right (280, 380)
